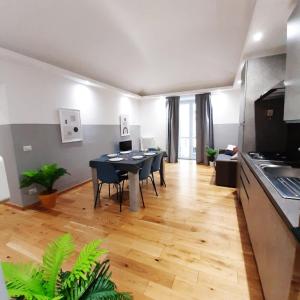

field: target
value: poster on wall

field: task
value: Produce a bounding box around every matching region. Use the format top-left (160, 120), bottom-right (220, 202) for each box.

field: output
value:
top-left (59, 108), bottom-right (83, 143)
top-left (120, 114), bottom-right (130, 136)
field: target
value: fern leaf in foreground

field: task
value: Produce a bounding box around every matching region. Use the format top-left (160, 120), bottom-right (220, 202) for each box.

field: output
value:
top-left (81, 260), bottom-right (132, 300)
top-left (84, 290), bottom-right (132, 300)
top-left (59, 263), bottom-right (101, 300)
top-left (2, 262), bottom-right (46, 298)
top-left (42, 233), bottom-right (75, 297)
top-left (64, 240), bottom-right (107, 287)
top-left (3, 234), bottom-right (131, 300)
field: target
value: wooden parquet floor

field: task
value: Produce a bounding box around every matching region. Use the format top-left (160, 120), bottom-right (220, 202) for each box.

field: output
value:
top-left (0, 160), bottom-right (264, 299)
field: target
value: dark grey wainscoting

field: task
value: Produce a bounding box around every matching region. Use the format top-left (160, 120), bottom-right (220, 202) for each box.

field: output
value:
top-left (213, 123), bottom-right (239, 150)
top-left (0, 125), bottom-right (23, 205)
top-left (10, 124), bottom-right (140, 206)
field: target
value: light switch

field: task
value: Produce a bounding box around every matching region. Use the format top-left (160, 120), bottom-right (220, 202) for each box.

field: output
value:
top-left (23, 145), bottom-right (32, 152)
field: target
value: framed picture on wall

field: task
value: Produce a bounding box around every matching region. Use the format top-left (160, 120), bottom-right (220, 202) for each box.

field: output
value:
top-left (59, 108), bottom-right (83, 143)
top-left (120, 114), bottom-right (130, 136)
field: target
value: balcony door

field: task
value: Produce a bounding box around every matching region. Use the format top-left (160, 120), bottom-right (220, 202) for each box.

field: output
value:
top-left (179, 100), bottom-right (196, 159)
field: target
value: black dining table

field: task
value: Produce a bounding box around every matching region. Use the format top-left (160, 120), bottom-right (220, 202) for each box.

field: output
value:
top-left (89, 150), bottom-right (166, 211)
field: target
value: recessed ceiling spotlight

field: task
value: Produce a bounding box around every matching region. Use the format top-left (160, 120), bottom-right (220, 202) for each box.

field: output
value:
top-left (83, 80), bottom-right (91, 86)
top-left (253, 32), bottom-right (263, 42)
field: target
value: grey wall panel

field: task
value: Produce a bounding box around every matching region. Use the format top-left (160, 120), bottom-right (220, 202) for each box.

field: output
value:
top-left (214, 123), bottom-right (239, 150)
top-left (0, 125), bottom-right (23, 205)
top-left (244, 54), bottom-right (286, 152)
top-left (10, 124), bottom-right (140, 206)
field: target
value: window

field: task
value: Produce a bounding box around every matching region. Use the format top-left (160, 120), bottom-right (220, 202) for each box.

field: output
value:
top-left (179, 100), bottom-right (196, 159)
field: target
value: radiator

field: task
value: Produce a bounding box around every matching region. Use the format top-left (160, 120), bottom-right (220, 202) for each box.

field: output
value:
top-left (0, 156), bottom-right (10, 298)
top-left (0, 156), bottom-right (10, 202)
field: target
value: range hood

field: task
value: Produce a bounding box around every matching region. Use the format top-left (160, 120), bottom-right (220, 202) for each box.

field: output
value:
top-left (257, 81), bottom-right (285, 101)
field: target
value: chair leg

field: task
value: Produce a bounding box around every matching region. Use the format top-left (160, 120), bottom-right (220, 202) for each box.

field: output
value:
top-left (150, 173), bottom-right (158, 196)
top-left (139, 183), bottom-right (145, 208)
top-left (162, 177), bottom-right (166, 187)
top-left (115, 184), bottom-right (120, 209)
top-left (94, 183), bottom-right (102, 208)
top-left (119, 183), bottom-right (123, 212)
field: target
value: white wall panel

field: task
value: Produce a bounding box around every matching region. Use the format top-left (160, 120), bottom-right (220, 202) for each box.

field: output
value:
top-left (0, 50), bottom-right (141, 125)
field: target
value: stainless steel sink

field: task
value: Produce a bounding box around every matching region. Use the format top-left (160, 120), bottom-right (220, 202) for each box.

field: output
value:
top-left (260, 164), bottom-right (300, 177)
top-left (258, 163), bottom-right (300, 200)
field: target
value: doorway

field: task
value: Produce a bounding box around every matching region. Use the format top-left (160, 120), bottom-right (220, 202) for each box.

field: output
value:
top-left (179, 99), bottom-right (196, 159)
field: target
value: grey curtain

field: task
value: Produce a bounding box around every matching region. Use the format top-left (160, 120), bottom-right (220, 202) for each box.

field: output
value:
top-left (166, 96), bottom-right (180, 163)
top-left (195, 93), bottom-right (214, 164)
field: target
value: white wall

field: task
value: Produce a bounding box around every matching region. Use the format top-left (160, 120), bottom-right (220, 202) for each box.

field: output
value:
top-left (211, 89), bottom-right (241, 124)
top-left (139, 89), bottom-right (241, 151)
top-left (0, 48), bottom-right (141, 126)
top-left (0, 84), bottom-right (10, 125)
top-left (211, 89), bottom-right (241, 148)
top-left (0, 48), bottom-right (142, 207)
top-left (140, 96), bottom-right (167, 149)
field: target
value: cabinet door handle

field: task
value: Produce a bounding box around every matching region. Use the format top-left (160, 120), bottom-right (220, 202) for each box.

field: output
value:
top-left (241, 165), bottom-right (250, 184)
top-left (240, 176), bottom-right (249, 200)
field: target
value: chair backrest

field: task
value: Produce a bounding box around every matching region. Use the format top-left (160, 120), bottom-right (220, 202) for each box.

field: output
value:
top-left (96, 161), bottom-right (119, 183)
top-left (139, 157), bottom-right (154, 181)
top-left (151, 152), bottom-right (164, 173)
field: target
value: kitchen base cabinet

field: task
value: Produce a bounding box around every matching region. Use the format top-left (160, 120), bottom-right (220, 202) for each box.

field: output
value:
top-left (289, 247), bottom-right (300, 299)
top-left (238, 156), bottom-right (297, 300)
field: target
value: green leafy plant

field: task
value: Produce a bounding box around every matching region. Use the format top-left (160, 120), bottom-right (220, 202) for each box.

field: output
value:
top-left (20, 164), bottom-right (69, 194)
top-left (206, 147), bottom-right (218, 161)
top-left (2, 234), bottom-right (132, 300)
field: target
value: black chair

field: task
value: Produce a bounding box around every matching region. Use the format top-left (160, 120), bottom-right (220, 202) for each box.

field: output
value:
top-left (108, 169), bottom-right (128, 198)
top-left (94, 162), bottom-right (127, 212)
top-left (150, 152), bottom-right (166, 194)
top-left (139, 157), bottom-right (156, 207)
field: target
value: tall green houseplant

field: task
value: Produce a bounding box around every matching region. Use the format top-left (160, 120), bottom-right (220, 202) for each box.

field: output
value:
top-left (2, 234), bottom-right (132, 300)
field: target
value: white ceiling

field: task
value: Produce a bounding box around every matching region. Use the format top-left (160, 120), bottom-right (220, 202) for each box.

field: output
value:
top-left (242, 0), bottom-right (296, 59)
top-left (0, 0), bottom-right (256, 96)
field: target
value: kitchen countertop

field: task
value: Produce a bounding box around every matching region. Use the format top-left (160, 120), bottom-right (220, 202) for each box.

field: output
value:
top-left (242, 152), bottom-right (300, 242)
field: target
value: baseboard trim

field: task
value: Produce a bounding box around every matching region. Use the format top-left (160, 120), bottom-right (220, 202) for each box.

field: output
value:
top-left (5, 179), bottom-right (92, 210)
top-left (4, 201), bottom-right (40, 211)
top-left (58, 178), bottom-right (92, 195)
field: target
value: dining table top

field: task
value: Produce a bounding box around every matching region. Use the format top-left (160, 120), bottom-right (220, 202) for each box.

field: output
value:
top-left (89, 150), bottom-right (166, 173)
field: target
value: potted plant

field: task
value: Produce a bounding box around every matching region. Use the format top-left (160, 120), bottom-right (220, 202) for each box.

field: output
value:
top-left (206, 147), bottom-right (218, 167)
top-left (2, 233), bottom-right (132, 299)
top-left (20, 163), bottom-right (69, 208)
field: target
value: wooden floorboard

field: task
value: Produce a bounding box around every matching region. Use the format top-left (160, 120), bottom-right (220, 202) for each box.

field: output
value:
top-left (0, 160), bottom-right (264, 299)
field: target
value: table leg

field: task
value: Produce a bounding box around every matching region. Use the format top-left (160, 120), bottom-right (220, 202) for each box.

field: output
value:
top-left (160, 158), bottom-right (166, 186)
top-left (91, 167), bottom-right (98, 203)
top-left (128, 171), bottom-right (140, 211)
